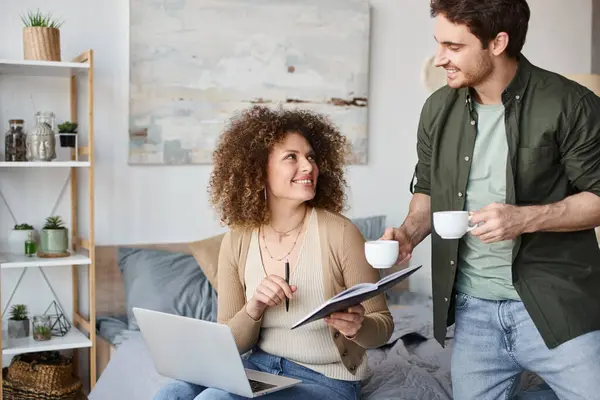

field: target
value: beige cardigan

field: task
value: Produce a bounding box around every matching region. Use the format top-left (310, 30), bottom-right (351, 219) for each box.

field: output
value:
top-left (216, 207), bottom-right (394, 375)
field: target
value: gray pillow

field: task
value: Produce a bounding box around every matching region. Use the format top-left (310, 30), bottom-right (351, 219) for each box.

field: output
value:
top-left (118, 247), bottom-right (217, 331)
top-left (351, 215), bottom-right (387, 241)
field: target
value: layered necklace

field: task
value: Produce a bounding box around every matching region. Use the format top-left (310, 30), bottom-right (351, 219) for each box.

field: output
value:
top-left (261, 207), bottom-right (307, 262)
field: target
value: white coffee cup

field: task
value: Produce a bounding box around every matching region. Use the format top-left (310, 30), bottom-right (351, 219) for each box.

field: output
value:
top-left (365, 240), bottom-right (399, 269)
top-left (433, 211), bottom-right (475, 239)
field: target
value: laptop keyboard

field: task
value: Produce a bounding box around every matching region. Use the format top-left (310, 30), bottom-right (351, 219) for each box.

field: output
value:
top-left (249, 379), bottom-right (277, 393)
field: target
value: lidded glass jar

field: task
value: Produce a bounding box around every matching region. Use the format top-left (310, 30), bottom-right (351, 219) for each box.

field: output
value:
top-left (5, 119), bottom-right (27, 161)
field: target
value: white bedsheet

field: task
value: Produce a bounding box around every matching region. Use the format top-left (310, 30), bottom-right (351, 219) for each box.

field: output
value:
top-left (89, 299), bottom-right (543, 400)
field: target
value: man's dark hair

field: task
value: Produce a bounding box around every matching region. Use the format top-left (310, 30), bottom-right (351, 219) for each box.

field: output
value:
top-left (430, 0), bottom-right (530, 58)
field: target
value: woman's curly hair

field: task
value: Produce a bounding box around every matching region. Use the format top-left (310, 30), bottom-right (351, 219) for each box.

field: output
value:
top-left (208, 105), bottom-right (351, 229)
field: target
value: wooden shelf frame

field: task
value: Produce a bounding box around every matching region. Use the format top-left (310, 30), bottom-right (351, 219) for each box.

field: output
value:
top-left (0, 50), bottom-right (96, 398)
top-left (70, 49), bottom-right (97, 394)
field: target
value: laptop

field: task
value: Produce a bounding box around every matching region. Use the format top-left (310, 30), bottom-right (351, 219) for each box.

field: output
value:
top-left (132, 307), bottom-right (301, 398)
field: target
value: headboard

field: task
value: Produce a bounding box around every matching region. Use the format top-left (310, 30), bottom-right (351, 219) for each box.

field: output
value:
top-left (95, 242), bottom-right (193, 317)
top-left (95, 241), bottom-right (413, 318)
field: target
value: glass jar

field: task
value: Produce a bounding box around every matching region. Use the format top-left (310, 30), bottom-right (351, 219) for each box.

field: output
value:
top-left (5, 119), bottom-right (27, 161)
top-left (35, 111), bottom-right (56, 132)
top-left (32, 315), bottom-right (52, 341)
top-left (27, 112), bottom-right (57, 162)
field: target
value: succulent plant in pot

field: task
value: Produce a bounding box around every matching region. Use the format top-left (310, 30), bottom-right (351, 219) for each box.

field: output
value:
top-left (33, 325), bottom-right (52, 341)
top-left (21, 9), bottom-right (63, 61)
top-left (40, 216), bottom-right (68, 254)
top-left (8, 304), bottom-right (30, 339)
top-left (58, 121), bottom-right (78, 148)
top-left (8, 223), bottom-right (36, 254)
top-left (32, 315), bottom-right (53, 341)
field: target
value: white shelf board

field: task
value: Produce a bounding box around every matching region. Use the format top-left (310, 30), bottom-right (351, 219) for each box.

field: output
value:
top-left (0, 252), bottom-right (91, 269)
top-left (0, 59), bottom-right (89, 77)
top-left (0, 161), bottom-right (90, 168)
top-left (2, 327), bottom-right (91, 355)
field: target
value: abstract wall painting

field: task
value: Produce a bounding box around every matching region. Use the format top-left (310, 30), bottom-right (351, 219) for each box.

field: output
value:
top-left (129, 0), bottom-right (371, 165)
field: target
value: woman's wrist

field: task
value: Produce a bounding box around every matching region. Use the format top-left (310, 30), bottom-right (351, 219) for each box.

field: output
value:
top-left (246, 298), bottom-right (265, 321)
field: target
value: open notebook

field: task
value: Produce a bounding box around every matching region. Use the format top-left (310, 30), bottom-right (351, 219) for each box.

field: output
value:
top-left (291, 264), bottom-right (422, 330)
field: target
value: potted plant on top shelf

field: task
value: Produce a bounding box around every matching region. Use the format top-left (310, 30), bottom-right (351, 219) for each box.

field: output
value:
top-left (8, 304), bottom-right (30, 339)
top-left (8, 223), bottom-right (36, 254)
top-left (21, 9), bottom-right (63, 61)
top-left (58, 121), bottom-right (78, 148)
top-left (40, 216), bottom-right (68, 256)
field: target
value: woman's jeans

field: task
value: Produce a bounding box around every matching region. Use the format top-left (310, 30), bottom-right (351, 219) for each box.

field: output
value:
top-left (154, 348), bottom-right (361, 400)
top-left (451, 292), bottom-right (600, 400)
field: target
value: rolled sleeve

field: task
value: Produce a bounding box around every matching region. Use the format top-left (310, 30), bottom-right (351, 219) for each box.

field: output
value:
top-left (411, 104), bottom-right (432, 196)
top-left (216, 231), bottom-right (261, 353)
top-left (560, 92), bottom-right (600, 197)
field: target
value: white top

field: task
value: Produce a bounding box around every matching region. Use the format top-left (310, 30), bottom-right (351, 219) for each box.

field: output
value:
top-left (244, 209), bottom-right (368, 381)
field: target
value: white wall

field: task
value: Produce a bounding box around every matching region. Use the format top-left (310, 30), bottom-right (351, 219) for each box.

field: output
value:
top-left (0, 0), bottom-right (593, 323)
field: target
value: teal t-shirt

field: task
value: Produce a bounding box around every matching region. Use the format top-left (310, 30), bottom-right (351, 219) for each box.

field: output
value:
top-left (455, 101), bottom-right (520, 300)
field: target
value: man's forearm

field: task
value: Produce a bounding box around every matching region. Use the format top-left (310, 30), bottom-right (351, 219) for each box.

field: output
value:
top-left (524, 192), bottom-right (600, 233)
top-left (401, 193), bottom-right (432, 247)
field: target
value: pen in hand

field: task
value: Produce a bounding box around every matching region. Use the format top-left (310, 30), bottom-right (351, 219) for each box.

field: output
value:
top-left (285, 259), bottom-right (290, 312)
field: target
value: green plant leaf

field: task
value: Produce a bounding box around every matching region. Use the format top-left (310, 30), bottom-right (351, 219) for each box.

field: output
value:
top-left (57, 121), bottom-right (78, 133)
top-left (9, 304), bottom-right (28, 320)
top-left (43, 216), bottom-right (66, 229)
top-left (14, 223), bottom-right (34, 230)
top-left (21, 9), bottom-right (64, 29)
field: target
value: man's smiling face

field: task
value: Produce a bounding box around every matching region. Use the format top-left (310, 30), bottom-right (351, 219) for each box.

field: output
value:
top-left (433, 13), bottom-right (494, 89)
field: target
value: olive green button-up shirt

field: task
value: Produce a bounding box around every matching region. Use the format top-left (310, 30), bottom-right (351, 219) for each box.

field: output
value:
top-left (411, 55), bottom-right (600, 349)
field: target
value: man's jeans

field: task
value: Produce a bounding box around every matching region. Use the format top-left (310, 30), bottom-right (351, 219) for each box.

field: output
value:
top-left (451, 292), bottom-right (600, 400)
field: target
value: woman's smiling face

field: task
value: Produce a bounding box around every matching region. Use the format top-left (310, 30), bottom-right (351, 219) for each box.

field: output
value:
top-left (266, 132), bottom-right (319, 205)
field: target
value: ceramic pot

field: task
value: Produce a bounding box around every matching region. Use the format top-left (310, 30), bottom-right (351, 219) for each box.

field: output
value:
top-left (40, 229), bottom-right (68, 254)
top-left (8, 229), bottom-right (35, 254)
top-left (8, 319), bottom-right (30, 339)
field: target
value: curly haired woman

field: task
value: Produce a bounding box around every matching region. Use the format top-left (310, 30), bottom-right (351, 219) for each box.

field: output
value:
top-left (154, 105), bottom-right (393, 400)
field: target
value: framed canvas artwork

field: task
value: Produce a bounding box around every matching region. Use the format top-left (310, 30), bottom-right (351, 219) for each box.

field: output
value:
top-left (128, 0), bottom-right (371, 165)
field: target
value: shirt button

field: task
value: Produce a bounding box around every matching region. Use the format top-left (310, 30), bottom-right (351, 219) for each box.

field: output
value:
top-left (350, 365), bottom-right (356, 372)
top-left (515, 95), bottom-right (520, 100)
top-left (458, 192), bottom-right (463, 197)
top-left (464, 156), bottom-right (470, 161)
top-left (450, 260), bottom-right (455, 265)
top-left (444, 297), bottom-right (448, 302)
top-left (342, 350), bottom-right (348, 357)
top-left (470, 120), bottom-right (476, 125)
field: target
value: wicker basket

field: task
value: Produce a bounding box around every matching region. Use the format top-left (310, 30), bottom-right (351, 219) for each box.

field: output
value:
top-left (23, 27), bottom-right (61, 61)
top-left (2, 352), bottom-right (82, 399)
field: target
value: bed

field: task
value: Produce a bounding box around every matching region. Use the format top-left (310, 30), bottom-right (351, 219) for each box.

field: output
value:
top-left (88, 219), bottom-right (544, 400)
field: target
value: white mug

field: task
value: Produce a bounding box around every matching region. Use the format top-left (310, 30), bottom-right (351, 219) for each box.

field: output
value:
top-left (365, 240), bottom-right (399, 269)
top-left (433, 211), bottom-right (475, 239)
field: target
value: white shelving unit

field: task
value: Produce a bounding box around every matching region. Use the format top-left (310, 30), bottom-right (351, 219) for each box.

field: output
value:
top-left (0, 252), bottom-right (92, 269)
top-left (0, 161), bottom-right (91, 168)
top-left (0, 50), bottom-right (96, 398)
top-left (0, 59), bottom-right (89, 77)
top-left (3, 328), bottom-right (91, 356)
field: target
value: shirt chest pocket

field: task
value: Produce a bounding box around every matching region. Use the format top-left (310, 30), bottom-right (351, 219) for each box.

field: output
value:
top-left (516, 146), bottom-right (560, 203)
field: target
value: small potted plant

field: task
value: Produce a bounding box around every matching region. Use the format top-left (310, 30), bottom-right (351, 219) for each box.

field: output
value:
top-left (8, 223), bottom-right (36, 254)
top-left (21, 9), bottom-right (63, 61)
top-left (58, 121), bottom-right (78, 148)
top-left (40, 216), bottom-right (68, 255)
top-left (32, 315), bottom-right (52, 341)
top-left (8, 304), bottom-right (30, 339)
